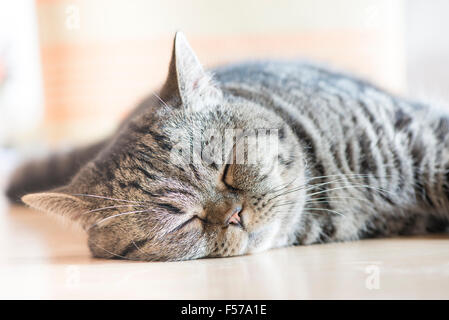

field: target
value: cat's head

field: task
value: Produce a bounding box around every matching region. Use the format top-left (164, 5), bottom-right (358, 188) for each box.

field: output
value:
top-left (22, 32), bottom-right (306, 261)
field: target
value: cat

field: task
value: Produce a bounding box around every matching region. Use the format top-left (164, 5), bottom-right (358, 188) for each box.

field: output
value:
top-left (6, 32), bottom-right (449, 261)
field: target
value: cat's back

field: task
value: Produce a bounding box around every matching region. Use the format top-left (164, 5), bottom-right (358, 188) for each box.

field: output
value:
top-left (213, 60), bottom-right (379, 99)
top-left (212, 60), bottom-right (418, 127)
top-left (211, 60), bottom-right (410, 116)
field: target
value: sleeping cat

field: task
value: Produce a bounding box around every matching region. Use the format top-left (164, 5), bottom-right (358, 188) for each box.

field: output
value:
top-left (6, 32), bottom-right (449, 261)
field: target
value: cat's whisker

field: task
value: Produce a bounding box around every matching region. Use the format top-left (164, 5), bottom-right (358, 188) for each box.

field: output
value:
top-left (268, 176), bottom-right (351, 201)
top-left (305, 184), bottom-right (397, 198)
top-left (304, 174), bottom-right (397, 191)
top-left (272, 202), bottom-right (296, 208)
top-left (88, 223), bottom-right (147, 261)
top-left (288, 175), bottom-right (399, 197)
top-left (153, 92), bottom-right (170, 109)
top-left (265, 183), bottom-right (304, 197)
top-left (88, 209), bottom-right (152, 230)
top-left (304, 207), bottom-right (346, 217)
top-left (306, 199), bottom-right (360, 205)
top-left (274, 195), bottom-right (369, 210)
top-left (266, 175), bottom-right (303, 194)
top-left (268, 173), bottom-right (399, 202)
top-left (306, 173), bottom-right (395, 182)
top-left (88, 240), bottom-right (133, 260)
top-left (83, 204), bottom-right (147, 214)
top-left (129, 239), bottom-right (149, 258)
top-left (268, 171), bottom-right (379, 195)
top-left (269, 181), bottom-right (395, 203)
top-left (72, 193), bottom-right (147, 204)
top-left (305, 196), bottom-right (371, 203)
top-left (269, 174), bottom-right (382, 199)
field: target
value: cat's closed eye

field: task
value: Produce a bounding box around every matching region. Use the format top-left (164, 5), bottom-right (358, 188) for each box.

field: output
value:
top-left (171, 215), bottom-right (204, 233)
top-left (222, 164), bottom-right (241, 192)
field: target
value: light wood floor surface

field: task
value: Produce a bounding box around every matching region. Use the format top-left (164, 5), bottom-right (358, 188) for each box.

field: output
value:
top-left (1, 205), bottom-right (448, 299)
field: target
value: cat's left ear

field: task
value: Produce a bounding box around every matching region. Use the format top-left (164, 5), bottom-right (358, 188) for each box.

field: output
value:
top-left (21, 191), bottom-right (92, 229)
top-left (161, 32), bottom-right (222, 109)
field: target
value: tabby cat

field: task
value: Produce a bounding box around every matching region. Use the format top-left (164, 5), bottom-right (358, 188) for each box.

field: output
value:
top-left (6, 32), bottom-right (449, 261)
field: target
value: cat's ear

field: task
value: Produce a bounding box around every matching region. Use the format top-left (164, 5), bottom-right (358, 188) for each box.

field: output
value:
top-left (22, 192), bottom-right (90, 227)
top-left (161, 31), bottom-right (221, 108)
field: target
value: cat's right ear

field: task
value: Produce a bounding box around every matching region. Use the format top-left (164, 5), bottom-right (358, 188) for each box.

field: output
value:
top-left (160, 31), bottom-right (221, 109)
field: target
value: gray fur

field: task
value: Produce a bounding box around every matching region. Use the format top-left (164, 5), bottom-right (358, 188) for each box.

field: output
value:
top-left (7, 32), bottom-right (449, 261)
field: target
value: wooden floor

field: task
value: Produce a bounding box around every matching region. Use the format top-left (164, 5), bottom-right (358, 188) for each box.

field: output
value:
top-left (1, 202), bottom-right (448, 299)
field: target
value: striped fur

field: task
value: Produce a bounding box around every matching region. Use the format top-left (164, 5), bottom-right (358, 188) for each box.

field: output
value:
top-left (7, 32), bottom-right (449, 261)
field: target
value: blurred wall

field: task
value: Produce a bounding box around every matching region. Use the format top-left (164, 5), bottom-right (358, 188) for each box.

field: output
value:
top-left (0, 0), bottom-right (43, 147)
top-left (35, 0), bottom-right (405, 146)
top-left (406, 0), bottom-right (449, 105)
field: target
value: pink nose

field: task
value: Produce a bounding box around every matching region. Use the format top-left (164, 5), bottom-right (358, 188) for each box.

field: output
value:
top-left (227, 205), bottom-right (243, 226)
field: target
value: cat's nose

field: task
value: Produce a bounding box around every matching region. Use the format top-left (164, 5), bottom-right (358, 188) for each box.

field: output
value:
top-left (226, 205), bottom-right (243, 227)
top-left (206, 202), bottom-right (243, 227)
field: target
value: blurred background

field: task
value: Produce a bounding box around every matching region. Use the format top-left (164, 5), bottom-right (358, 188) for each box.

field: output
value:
top-left (0, 0), bottom-right (448, 187)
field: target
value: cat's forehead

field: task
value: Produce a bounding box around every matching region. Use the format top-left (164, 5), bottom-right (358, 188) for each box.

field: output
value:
top-left (159, 101), bottom-right (283, 138)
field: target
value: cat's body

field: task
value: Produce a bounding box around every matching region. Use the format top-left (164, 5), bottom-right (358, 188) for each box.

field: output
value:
top-left (216, 61), bottom-right (449, 241)
top-left (6, 33), bottom-right (449, 261)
